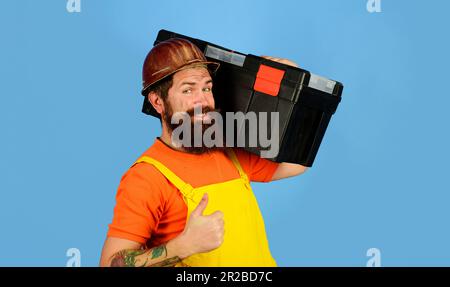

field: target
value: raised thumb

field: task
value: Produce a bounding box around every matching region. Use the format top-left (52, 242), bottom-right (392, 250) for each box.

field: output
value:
top-left (191, 193), bottom-right (208, 217)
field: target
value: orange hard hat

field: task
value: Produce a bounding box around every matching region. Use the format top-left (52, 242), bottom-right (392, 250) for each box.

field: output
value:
top-left (141, 38), bottom-right (220, 116)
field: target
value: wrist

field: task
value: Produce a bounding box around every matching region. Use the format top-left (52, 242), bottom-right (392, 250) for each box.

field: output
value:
top-left (167, 233), bottom-right (192, 259)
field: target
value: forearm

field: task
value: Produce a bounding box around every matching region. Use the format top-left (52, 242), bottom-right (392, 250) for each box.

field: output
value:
top-left (109, 236), bottom-right (190, 267)
top-left (271, 162), bottom-right (308, 181)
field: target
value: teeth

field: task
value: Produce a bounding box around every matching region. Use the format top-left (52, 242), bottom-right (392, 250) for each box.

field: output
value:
top-left (194, 113), bottom-right (210, 121)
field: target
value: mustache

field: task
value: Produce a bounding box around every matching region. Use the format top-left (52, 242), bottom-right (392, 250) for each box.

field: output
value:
top-left (184, 106), bottom-right (221, 117)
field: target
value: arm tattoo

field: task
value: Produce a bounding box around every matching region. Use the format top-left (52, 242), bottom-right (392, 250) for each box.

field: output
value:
top-left (110, 249), bottom-right (146, 267)
top-left (147, 256), bottom-right (182, 267)
top-left (110, 244), bottom-right (181, 267)
top-left (150, 245), bottom-right (166, 259)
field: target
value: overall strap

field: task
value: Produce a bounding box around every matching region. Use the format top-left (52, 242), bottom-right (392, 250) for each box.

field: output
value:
top-left (133, 156), bottom-right (194, 199)
top-left (225, 149), bottom-right (249, 182)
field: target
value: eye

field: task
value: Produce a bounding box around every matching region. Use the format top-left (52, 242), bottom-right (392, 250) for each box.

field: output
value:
top-left (182, 88), bottom-right (192, 94)
top-left (203, 87), bottom-right (212, 92)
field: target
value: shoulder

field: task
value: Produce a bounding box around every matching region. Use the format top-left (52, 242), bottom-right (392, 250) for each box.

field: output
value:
top-left (116, 160), bottom-right (173, 205)
top-left (231, 147), bottom-right (280, 182)
top-left (119, 141), bottom-right (172, 191)
top-left (232, 147), bottom-right (262, 168)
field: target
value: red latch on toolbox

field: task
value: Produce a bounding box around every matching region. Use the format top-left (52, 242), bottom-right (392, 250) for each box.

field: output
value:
top-left (253, 64), bottom-right (285, 96)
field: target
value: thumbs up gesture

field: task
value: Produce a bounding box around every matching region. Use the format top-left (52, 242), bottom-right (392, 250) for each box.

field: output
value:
top-left (179, 193), bottom-right (225, 256)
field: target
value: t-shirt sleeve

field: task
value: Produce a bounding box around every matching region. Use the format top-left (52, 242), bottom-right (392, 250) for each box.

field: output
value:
top-left (107, 163), bottom-right (167, 244)
top-left (233, 148), bottom-right (280, 183)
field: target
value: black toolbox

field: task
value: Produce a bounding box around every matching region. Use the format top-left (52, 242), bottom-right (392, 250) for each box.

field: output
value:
top-left (144, 29), bottom-right (343, 167)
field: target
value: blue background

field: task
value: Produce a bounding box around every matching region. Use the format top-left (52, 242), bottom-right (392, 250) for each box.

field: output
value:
top-left (1, 0), bottom-right (449, 266)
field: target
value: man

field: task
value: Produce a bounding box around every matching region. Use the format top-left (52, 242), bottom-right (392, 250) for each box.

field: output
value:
top-left (99, 38), bottom-right (307, 267)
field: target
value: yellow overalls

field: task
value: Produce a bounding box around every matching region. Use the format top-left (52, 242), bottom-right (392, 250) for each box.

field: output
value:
top-left (133, 149), bottom-right (277, 267)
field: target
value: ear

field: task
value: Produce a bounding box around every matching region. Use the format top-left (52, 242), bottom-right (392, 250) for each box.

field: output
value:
top-left (148, 92), bottom-right (165, 116)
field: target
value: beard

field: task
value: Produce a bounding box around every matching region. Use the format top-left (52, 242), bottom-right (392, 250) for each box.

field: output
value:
top-left (162, 100), bottom-right (225, 154)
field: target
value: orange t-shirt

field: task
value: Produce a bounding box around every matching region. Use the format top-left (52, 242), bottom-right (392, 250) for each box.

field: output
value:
top-left (107, 138), bottom-right (279, 248)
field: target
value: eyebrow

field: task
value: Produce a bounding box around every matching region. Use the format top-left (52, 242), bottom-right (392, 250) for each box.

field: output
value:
top-left (179, 79), bottom-right (213, 87)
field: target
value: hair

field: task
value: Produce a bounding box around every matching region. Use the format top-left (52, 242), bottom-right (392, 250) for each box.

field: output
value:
top-left (147, 75), bottom-right (174, 102)
top-left (145, 75), bottom-right (173, 122)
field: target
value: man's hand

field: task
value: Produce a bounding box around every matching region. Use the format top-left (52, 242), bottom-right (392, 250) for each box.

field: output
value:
top-left (172, 193), bottom-right (225, 258)
top-left (261, 56), bottom-right (299, 68)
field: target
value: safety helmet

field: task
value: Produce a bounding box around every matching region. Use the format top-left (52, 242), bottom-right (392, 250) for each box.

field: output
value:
top-left (141, 38), bottom-right (220, 117)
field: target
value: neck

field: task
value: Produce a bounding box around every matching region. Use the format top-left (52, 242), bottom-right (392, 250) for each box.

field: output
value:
top-left (160, 126), bottom-right (184, 152)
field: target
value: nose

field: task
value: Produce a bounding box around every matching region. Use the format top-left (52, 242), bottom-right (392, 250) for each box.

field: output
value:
top-left (192, 89), bottom-right (211, 110)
